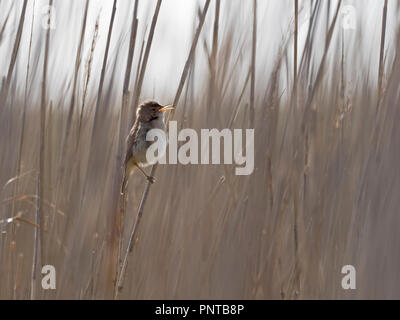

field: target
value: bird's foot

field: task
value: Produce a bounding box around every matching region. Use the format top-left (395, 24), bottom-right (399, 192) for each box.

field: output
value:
top-left (147, 176), bottom-right (156, 184)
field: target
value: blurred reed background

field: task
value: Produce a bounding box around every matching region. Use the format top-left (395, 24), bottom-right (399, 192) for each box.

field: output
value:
top-left (0, 0), bottom-right (400, 299)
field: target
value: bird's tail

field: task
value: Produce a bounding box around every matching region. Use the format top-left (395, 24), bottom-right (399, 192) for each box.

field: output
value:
top-left (120, 163), bottom-right (135, 195)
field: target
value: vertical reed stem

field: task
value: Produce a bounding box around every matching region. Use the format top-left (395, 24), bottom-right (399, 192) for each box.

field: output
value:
top-left (115, 0), bottom-right (211, 299)
top-left (250, 0), bottom-right (257, 128)
top-left (377, 0), bottom-right (388, 109)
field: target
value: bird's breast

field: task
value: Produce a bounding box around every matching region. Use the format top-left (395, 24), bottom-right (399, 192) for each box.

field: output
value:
top-left (133, 118), bottom-right (168, 167)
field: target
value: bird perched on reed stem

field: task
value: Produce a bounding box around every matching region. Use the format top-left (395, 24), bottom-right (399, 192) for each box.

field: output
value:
top-left (121, 100), bottom-right (174, 194)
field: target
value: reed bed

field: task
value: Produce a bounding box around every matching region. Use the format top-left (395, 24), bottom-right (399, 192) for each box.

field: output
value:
top-left (0, 0), bottom-right (400, 299)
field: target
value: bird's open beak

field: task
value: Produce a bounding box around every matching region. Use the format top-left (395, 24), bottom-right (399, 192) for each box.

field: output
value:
top-left (159, 104), bottom-right (175, 113)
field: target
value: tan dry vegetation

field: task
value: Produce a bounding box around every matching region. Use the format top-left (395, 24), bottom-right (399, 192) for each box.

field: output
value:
top-left (1, 0), bottom-right (400, 299)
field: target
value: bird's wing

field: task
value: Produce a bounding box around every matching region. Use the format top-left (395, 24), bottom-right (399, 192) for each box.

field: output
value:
top-left (124, 123), bottom-right (138, 166)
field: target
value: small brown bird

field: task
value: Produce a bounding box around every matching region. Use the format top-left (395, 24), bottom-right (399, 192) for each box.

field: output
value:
top-left (121, 100), bottom-right (174, 194)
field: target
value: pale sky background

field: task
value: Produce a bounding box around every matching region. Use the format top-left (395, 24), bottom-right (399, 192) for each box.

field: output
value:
top-left (0, 0), bottom-right (398, 107)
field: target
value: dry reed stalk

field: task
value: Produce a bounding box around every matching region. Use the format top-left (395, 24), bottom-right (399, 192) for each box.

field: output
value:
top-left (32, 0), bottom-right (53, 300)
top-left (113, 0), bottom-right (163, 298)
top-left (171, 0), bottom-right (211, 111)
top-left (0, 0), bottom-right (28, 103)
top-left (277, 13), bottom-right (298, 154)
top-left (299, 1), bottom-right (320, 77)
top-left (249, 0), bottom-right (257, 128)
top-left (113, 0), bottom-right (140, 292)
top-left (0, 211), bottom-right (40, 229)
top-left (3, 194), bottom-right (65, 217)
top-left (46, 3), bottom-right (89, 281)
top-left (301, 0), bottom-right (342, 131)
top-left (340, 28), bottom-right (345, 127)
top-left (206, 0), bottom-right (220, 121)
top-left (74, 1), bottom-right (117, 298)
top-left (120, 0), bottom-right (139, 152)
top-left (88, 0), bottom-right (117, 144)
top-left (8, 238), bottom-right (16, 298)
top-left (325, 0), bottom-right (330, 34)
top-left (77, 17), bottom-right (99, 142)
top-left (0, 0), bottom-right (398, 300)
top-left (350, 0), bottom-right (391, 243)
top-left (0, 5), bottom-right (25, 216)
top-left (279, 1), bottom-right (320, 156)
top-left (11, 0), bottom-right (35, 251)
top-left (289, 154), bottom-right (303, 299)
top-left (89, 247), bottom-right (96, 299)
top-left (215, 27), bottom-right (234, 108)
top-left (130, 0), bottom-right (163, 129)
top-left (292, 0), bottom-right (301, 300)
top-left (219, 42), bottom-right (246, 102)
top-left (229, 69), bottom-right (251, 128)
top-left (55, 0), bottom-right (89, 183)
top-left (0, 6), bottom-right (12, 45)
top-left (115, 0), bottom-right (211, 298)
top-left (294, 0), bottom-right (298, 88)
top-left (211, 0), bottom-right (220, 79)
top-left (13, 253), bottom-right (24, 299)
top-left (129, 36), bottom-right (146, 125)
top-left (377, 0), bottom-right (388, 111)
top-left (30, 172), bottom-right (40, 300)
top-left (132, 37), bottom-right (146, 103)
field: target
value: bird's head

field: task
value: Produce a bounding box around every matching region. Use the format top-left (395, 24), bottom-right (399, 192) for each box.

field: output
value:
top-left (136, 100), bottom-right (174, 122)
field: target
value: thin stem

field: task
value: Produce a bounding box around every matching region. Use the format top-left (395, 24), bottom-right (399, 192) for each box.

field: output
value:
top-left (115, 0), bottom-right (211, 299)
top-left (377, 0), bottom-right (388, 109)
top-left (294, 0), bottom-right (298, 88)
top-left (131, 0), bottom-right (163, 122)
top-left (249, 0), bottom-right (257, 128)
top-left (113, 0), bottom-right (140, 296)
top-left (0, 0), bottom-right (28, 103)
